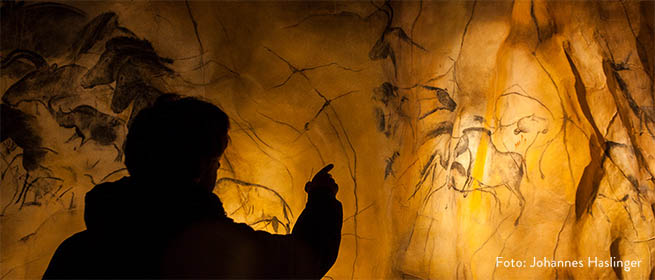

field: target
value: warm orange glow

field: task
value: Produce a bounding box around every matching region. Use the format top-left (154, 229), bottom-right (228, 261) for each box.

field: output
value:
top-left (1, 1), bottom-right (654, 279)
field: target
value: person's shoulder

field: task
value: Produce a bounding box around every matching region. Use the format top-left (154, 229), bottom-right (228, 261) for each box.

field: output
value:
top-left (53, 230), bottom-right (93, 257)
top-left (62, 230), bottom-right (90, 243)
top-left (90, 176), bottom-right (131, 191)
top-left (85, 176), bottom-right (132, 198)
top-left (176, 216), bottom-right (267, 244)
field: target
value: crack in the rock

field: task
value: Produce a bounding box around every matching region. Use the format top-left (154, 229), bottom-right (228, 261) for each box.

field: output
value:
top-left (184, 0), bottom-right (206, 88)
top-left (284, 10), bottom-right (378, 29)
top-left (605, 111), bottom-right (619, 137)
top-left (564, 45), bottom-right (610, 218)
top-left (410, 0), bottom-right (423, 38)
top-left (265, 47), bottom-right (361, 89)
top-left (257, 112), bottom-right (326, 165)
top-left (231, 118), bottom-right (295, 188)
top-left (618, 0), bottom-right (649, 80)
top-left (324, 106), bottom-right (360, 279)
top-left (530, 0), bottom-right (542, 45)
top-left (469, 215), bottom-right (512, 276)
top-left (305, 89), bottom-right (359, 131)
top-left (343, 202), bottom-right (374, 223)
top-left (491, 226), bottom-right (517, 280)
top-left (552, 205), bottom-right (572, 279)
top-left (534, 54), bottom-right (578, 186)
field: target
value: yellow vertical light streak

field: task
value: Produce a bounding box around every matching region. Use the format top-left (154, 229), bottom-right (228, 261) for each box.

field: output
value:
top-left (469, 119), bottom-right (491, 212)
top-left (462, 96), bottom-right (494, 280)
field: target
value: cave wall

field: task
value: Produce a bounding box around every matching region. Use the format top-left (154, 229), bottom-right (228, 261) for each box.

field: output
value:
top-left (1, 1), bottom-right (654, 279)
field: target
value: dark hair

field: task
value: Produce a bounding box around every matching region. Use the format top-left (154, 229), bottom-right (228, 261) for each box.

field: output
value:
top-left (124, 95), bottom-right (229, 182)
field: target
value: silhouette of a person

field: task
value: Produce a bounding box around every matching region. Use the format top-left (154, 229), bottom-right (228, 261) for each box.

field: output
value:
top-left (43, 95), bottom-right (343, 279)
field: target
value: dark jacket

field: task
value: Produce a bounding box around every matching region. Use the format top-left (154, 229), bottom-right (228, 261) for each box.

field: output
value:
top-left (43, 177), bottom-right (343, 279)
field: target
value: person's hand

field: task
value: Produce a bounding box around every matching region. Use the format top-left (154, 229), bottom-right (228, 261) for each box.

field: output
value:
top-left (305, 164), bottom-right (338, 197)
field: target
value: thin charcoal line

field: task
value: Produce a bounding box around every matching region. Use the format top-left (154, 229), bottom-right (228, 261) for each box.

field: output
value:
top-left (497, 92), bottom-right (555, 120)
top-left (1, 153), bottom-right (22, 180)
top-left (284, 11), bottom-right (371, 29)
top-left (423, 218), bottom-right (434, 260)
top-left (186, 60), bottom-right (238, 76)
top-left (424, 62), bottom-right (456, 85)
top-left (249, 218), bottom-right (272, 227)
top-left (19, 208), bottom-right (72, 243)
top-left (458, 0), bottom-right (477, 60)
top-left (305, 89), bottom-right (359, 131)
top-left (101, 168), bottom-right (128, 182)
top-left (534, 54), bottom-right (576, 182)
top-left (595, 201), bottom-right (612, 223)
top-left (562, 117), bottom-right (576, 188)
top-left (491, 226), bottom-right (518, 280)
top-left (258, 112), bottom-right (302, 134)
top-left (537, 118), bottom-right (564, 179)
top-left (1, 174), bottom-right (26, 216)
top-left (265, 48), bottom-right (360, 89)
top-left (471, 215), bottom-right (512, 262)
top-left (396, 158), bottom-right (418, 182)
top-left (303, 62), bottom-right (362, 73)
top-left (618, 0), bottom-right (651, 80)
top-left (271, 73), bottom-right (295, 89)
top-left (422, 165), bottom-right (447, 205)
top-left (216, 177), bottom-right (294, 219)
top-left (530, 0), bottom-right (542, 44)
top-left (19, 176), bottom-right (63, 209)
top-left (409, 152), bottom-right (437, 200)
top-left (419, 107), bottom-right (449, 120)
top-left (631, 236), bottom-right (655, 243)
top-left (84, 174), bottom-right (97, 185)
top-left (331, 90), bottom-right (359, 102)
top-left (257, 112), bottom-right (324, 163)
top-left (214, 15), bottom-right (240, 74)
top-left (552, 205), bottom-right (573, 261)
top-left (47, 184), bottom-right (63, 199)
top-left (236, 117), bottom-right (277, 151)
top-left (57, 187), bottom-right (73, 199)
top-left (343, 202), bottom-right (374, 223)
top-left (523, 130), bottom-right (543, 161)
top-left (411, 0), bottom-right (423, 38)
top-left (567, 116), bottom-right (590, 140)
top-left (341, 233), bottom-right (373, 240)
top-left (407, 152), bottom-right (441, 200)
top-left (605, 110), bottom-right (618, 137)
top-left (313, 88), bottom-right (329, 102)
top-left (233, 120), bottom-right (295, 189)
top-left (185, 0), bottom-right (205, 87)
top-left (326, 106), bottom-right (359, 279)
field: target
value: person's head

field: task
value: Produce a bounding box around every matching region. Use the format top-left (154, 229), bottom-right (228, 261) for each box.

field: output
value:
top-left (124, 94), bottom-right (229, 191)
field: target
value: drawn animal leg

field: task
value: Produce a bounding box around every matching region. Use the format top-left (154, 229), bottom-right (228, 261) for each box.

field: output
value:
top-left (113, 143), bottom-right (123, 162)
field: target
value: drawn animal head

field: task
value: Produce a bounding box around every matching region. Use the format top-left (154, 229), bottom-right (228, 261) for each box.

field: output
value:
top-left (514, 114), bottom-right (548, 135)
top-left (81, 36), bottom-right (172, 89)
top-left (1, 50), bottom-right (56, 106)
top-left (70, 12), bottom-right (137, 60)
top-left (90, 119), bottom-right (123, 145)
top-left (53, 107), bottom-right (76, 128)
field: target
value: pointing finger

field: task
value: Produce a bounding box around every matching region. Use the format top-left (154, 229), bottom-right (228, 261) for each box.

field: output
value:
top-left (315, 164), bottom-right (334, 178)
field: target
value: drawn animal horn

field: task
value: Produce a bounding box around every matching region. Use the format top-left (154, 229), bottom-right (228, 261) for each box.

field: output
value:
top-left (46, 98), bottom-right (56, 115)
top-left (0, 49), bottom-right (48, 70)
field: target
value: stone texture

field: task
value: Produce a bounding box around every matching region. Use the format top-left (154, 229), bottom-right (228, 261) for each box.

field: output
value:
top-left (1, 1), bottom-right (653, 279)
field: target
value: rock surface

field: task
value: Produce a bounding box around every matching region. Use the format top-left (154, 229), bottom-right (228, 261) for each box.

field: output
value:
top-left (1, 1), bottom-right (653, 279)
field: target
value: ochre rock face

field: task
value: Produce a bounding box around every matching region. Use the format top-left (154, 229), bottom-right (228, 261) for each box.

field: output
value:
top-left (1, 1), bottom-right (653, 279)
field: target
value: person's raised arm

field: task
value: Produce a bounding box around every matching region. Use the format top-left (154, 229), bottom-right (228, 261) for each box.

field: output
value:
top-left (291, 164), bottom-right (343, 278)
